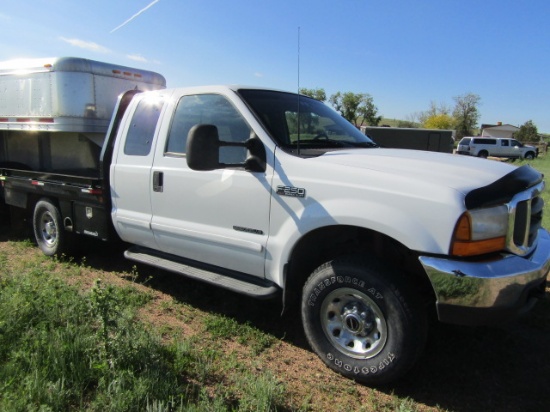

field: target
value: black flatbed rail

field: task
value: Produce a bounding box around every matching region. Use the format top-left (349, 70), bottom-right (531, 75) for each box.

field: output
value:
top-left (0, 168), bottom-right (104, 203)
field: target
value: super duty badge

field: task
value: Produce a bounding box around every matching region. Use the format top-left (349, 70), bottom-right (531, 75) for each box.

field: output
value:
top-left (276, 185), bottom-right (306, 198)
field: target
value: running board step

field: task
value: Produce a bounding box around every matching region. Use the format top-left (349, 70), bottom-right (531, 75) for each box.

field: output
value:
top-left (124, 246), bottom-right (279, 299)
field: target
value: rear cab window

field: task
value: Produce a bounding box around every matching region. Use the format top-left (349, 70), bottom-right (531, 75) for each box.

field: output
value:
top-left (124, 95), bottom-right (165, 156)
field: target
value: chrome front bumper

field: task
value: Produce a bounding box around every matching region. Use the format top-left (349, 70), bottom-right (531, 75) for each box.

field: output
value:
top-left (419, 229), bottom-right (550, 325)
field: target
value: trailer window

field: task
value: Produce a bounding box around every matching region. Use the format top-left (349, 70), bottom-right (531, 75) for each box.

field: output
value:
top-left (124, 96), bottom-right (165, 156)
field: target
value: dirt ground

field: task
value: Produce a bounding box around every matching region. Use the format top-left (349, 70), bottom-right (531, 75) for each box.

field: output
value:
top-left (1, 215), bottom-right (549, 412)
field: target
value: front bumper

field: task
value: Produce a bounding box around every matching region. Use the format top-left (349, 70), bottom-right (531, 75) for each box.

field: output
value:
top-left (419, 228), bottom-right (550, 325)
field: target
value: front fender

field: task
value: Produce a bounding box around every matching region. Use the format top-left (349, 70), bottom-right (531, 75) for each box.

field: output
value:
top-left (265, 191), bottom-right (463, 285)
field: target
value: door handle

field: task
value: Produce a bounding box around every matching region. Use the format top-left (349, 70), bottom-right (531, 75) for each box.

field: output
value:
top-left (153, 171), bottom-right (163, 192)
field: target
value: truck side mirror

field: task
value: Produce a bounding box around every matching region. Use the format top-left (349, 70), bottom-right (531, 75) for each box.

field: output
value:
top-left (186, 124), bottom-right (221, 171)
top-left (243, 135), bottom-right (266, 173)
top-left (186, 124), bottom-right (266, 173)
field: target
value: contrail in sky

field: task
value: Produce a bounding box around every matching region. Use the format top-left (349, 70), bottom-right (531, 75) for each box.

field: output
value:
top-left (110, 0), bottom-right (161, 33)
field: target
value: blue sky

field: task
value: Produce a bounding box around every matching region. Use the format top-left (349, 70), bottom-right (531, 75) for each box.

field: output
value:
top-left (1, 0), bottom-right (549, 132)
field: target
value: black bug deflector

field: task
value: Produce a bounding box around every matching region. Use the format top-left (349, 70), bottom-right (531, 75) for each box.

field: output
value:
top-left (465, 165), bottom-right (543, 209)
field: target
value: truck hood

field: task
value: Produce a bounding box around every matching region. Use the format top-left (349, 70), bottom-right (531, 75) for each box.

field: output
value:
top-left (316, 148), bottom-right (517, 195)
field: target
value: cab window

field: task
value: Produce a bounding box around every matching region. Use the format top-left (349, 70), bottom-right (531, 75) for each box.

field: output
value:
top-left (165, 94), bottom-right (250, 163)
top-left (124, 95), bottom-right (165, 156)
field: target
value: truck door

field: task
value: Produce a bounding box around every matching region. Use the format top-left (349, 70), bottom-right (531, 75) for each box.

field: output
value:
top-left (110, 93), bottom-right (167, 248)
top-left (150, 93), bottom-right (271, 277)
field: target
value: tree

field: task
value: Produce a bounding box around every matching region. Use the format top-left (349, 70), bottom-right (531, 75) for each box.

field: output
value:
top-left (418, 101), bottom-right (451, 126)
top-left (423, 113), bottom-right (455, 130)
top-left (300, 88), bottom-right (326, 102)
top-left (514, 120), bottom-right (539, 142)
top-left (329, 92), bottom-right (382, 126)
top-left (357, 94), bottom-right (382, 126)
top-left (399, 113), bottom-right (421, 128)
top-left (453, 93), bottom-right (481, 139)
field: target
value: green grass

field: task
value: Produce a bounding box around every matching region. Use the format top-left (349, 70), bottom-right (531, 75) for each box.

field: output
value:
top-left (204, 313), bottom-right (276, 355)
top-left (0, 251), bottom-right (286, 411)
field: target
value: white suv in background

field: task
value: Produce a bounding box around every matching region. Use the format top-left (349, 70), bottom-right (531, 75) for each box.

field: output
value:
top-left (457, 137), bottom-right (538, 159)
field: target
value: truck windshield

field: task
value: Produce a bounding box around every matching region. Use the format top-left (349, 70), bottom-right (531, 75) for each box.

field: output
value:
top-left (238, 89), bottom-right (377, 156)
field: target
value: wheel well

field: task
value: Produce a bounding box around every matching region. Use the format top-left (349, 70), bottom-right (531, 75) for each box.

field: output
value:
top-left (11, 195), bottom-right (69, 233)
top-left (282, 225), bottom-right (434, 311)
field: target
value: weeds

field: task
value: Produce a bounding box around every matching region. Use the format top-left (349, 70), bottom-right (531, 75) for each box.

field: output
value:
top-left (0, 252), bottom-right (289, 411)
top-left (204, 313), bottom-right (276, 355)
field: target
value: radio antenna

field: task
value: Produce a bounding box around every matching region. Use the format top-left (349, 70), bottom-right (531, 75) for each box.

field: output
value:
top-left (297, 26), bottom-right (301, 155)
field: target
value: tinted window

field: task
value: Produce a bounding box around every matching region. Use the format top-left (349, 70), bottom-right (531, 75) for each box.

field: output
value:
top-left (472, 138), bottom-right (496, 145)
top-left (459, 138), bottom-right (471, 145)
top-left (124, 95), bottom-right (164, 156)
top-left (165, 94), bottom-right (250, 163)
top-left (501, 140), bottom-right (509, 146)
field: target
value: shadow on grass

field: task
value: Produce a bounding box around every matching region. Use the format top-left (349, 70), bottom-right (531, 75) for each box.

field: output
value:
top-left (2, 214), bottom-right (548, 411)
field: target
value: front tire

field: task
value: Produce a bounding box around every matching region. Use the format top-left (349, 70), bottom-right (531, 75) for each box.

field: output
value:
top-left (301, 257), bottom-right (427, 385)
top-left (33, 199), bottom-right (69, 256)
top-left (524, 151), bottom-right (535, 160)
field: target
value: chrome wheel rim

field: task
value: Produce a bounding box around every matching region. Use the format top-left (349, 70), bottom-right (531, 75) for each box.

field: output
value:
top-left (38, 211), bottom-right (57, 246)
top-left (320, 288), bottom-right (387, 359)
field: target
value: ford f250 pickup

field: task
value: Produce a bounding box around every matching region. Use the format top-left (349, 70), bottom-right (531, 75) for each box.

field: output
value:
top-left (1, 57), bottom-right (548, 384)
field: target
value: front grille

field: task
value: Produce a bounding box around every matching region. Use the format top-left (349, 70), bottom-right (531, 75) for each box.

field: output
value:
top-left (507, 181), bottom-right (545, 255)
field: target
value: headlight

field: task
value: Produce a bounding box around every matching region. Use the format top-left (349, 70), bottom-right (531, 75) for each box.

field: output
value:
top-left (450, 205), bottom-right (508, 256)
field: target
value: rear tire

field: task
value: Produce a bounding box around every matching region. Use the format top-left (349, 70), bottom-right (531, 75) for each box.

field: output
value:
top-left (33, 199), bottom-right (70, 256)
top-left (477, 150), bottom-right (489, 158)
top-left (301, 256), bottom-right (427, 385)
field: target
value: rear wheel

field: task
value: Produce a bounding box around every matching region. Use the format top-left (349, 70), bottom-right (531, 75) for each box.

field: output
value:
top-left (301, 256), bottom-right (427, 385)
top-left (477, 150), bottom-right (489, 158)
top-left (33, 199), bottom-right (70, 256)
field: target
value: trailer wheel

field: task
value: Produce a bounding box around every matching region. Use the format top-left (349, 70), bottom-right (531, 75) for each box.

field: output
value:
top-left (33, 200), bottom-right (69, 256)
top-left (301, 256), bottom-right (427, 385)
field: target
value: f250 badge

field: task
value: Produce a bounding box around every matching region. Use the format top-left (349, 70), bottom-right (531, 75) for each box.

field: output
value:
top-left (276, 185), bottom-right (306, 198)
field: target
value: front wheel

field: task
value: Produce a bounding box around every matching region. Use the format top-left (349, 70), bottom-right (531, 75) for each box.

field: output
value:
top-left (301, 257), bottom-right (427, 385)
top-left (33, 199), bottom-right (70, 256)
top-left (524, 151), bottom-right (535, 160)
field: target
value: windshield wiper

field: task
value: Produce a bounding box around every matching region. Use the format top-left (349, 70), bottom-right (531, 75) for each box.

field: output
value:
top-left (353, 141), bottom-right (379, 148)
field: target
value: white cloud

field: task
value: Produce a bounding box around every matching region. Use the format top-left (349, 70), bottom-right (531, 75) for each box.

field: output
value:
top-left (127, 54), bottom-right (148, 63)
top-left (59, 37), bottom-right (111, 53)
top-left (254, 72), bottom-right (264, 78)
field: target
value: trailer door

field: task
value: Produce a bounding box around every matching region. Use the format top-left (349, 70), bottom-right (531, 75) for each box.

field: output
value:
top-left (428, 132), bottom-right (441, 152)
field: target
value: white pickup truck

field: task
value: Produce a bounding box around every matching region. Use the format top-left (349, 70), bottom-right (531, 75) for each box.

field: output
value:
top-left (1, 58), bottom-right (549, 385)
